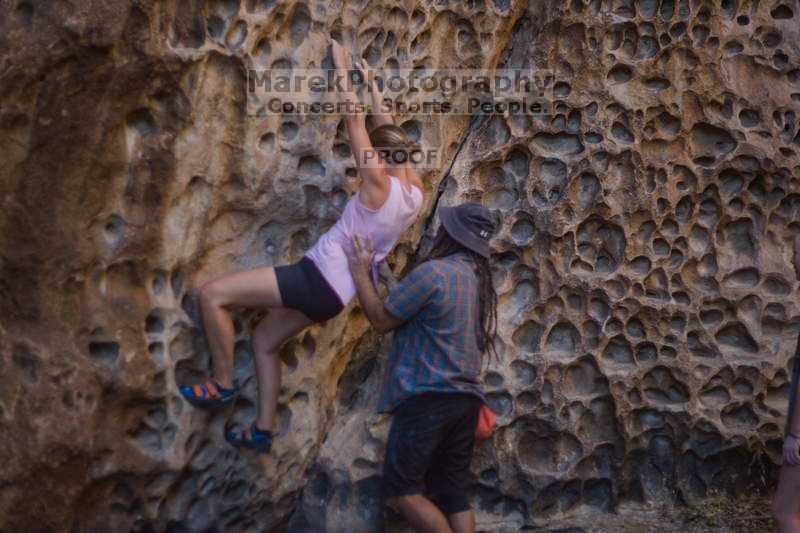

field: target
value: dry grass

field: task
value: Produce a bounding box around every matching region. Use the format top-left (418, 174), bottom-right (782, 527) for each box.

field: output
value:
top-left (677, 495), bottom-right (773, 532)
top-left (477, 496), bottom-right (776, 532)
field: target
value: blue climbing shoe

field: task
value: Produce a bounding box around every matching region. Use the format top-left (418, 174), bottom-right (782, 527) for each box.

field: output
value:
top-left (226, 424), bottom-right (273, 454)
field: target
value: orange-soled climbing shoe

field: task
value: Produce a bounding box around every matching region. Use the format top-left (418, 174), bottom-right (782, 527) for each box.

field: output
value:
top-left (179, 378), bottom-right (239, 407)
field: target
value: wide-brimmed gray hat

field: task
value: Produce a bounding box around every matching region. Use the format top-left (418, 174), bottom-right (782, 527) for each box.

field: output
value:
top-left (439, 203), bottom-right (496, 258)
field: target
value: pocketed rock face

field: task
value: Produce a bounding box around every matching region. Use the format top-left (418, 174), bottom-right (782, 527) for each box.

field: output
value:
top-left (0, 1), bottom-right (520, 531)
top-left (1, 0), bottom-right (799, 532)
top-left (295, 0), bottom-right (800, 530)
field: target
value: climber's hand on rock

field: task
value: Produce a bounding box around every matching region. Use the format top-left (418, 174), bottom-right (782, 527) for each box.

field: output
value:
top-left (355, 58), bottom-right (373, 86)
top-left (783, 434), bottom-right (800, 466)
top-left (330, 37), bottom-right (349, 70)
top-left (346, 234), bottom-right (375, 278)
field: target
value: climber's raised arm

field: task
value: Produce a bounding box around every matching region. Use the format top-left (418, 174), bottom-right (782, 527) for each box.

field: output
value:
top-left (354, 58), bottom-right (394, 128)
top-left (330, 37), bottom-right (389, 209)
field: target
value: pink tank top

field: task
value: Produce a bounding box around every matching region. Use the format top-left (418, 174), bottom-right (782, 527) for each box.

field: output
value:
top-left (305, 175), bottom-right (423, 306)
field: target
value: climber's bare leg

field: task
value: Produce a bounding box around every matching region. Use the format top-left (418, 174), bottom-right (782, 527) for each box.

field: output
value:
top-left (774, 463), bottom-right (800, 532)
top-left (251, 308), bottom-right (313, 431)
top-left (199, 267), bottom-right (283, 389)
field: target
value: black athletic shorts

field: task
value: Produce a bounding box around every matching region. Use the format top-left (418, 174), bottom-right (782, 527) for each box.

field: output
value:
top-left (383, 392), bottom-right (483, 515)
top-left (274, 256), bottom-right (344, 323)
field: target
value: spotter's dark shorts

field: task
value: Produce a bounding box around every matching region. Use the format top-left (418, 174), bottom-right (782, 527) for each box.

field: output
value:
top-left (274, 256), bottom-right (344, 323)
top-left (383, 392), bottom-right (483, 515)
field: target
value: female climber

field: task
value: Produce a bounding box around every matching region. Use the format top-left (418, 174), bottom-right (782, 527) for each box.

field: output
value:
top-left (179, 37), bottom-right (425, 454)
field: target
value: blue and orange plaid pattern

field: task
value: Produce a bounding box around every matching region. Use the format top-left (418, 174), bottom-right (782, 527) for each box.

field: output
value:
top-left (378, 252), bottom-right (486, 413)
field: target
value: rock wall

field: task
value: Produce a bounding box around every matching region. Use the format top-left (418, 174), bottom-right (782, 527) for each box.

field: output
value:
top-left (0, 0), bottom-right (799, 531)
top-left (0, 0), bottom-right (521, 530)
top-left (292, 0), bottom-right (800, 530)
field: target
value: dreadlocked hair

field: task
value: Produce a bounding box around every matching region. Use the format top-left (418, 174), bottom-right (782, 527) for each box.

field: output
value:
top-left (422, 228), bottom-right (498, 360)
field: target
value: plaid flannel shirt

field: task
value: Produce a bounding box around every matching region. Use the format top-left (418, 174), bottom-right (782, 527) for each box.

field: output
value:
top-left (377, 252), bottom-right (485, 413)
